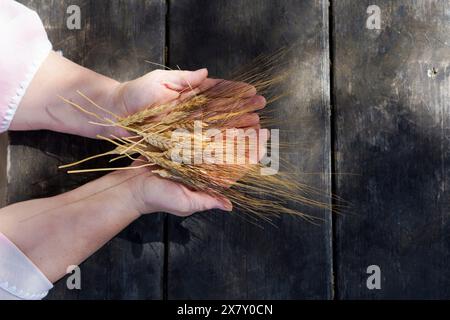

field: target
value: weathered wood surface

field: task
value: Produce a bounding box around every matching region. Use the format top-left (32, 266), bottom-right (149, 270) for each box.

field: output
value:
top-left (0, 134), bottom-right (7, 209)
top-left (5, 0), bottom-right (449, 300)
top-left (9, 0), bottom-right (166, 299)
top-left (167, 0), bottom-right (333, 299)
top-left (333, 0), bottom-right (450, 298)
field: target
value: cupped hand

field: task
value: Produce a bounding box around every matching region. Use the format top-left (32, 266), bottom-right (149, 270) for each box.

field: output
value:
top-left (126, 167), bottom-right (233, 217)
top-left (109, 68), bottom-right (268, 217)
top-left (109, 68), bottom-right (266, 129)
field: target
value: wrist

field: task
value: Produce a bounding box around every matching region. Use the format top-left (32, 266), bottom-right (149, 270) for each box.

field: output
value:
top-left (62, 170), bottom-right (145, 220)
top-left (107, 81), bottom-right (130, 118)
top-left (118, 170), bottom-right (156, 216)
top-left (123, 171), bottom-right (160, 216)
top-left (95, 81), bottom-right (132, 138)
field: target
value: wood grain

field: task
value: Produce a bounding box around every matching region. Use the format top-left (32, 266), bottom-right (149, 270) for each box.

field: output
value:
top-left (333, 0), bottom-right (450, 298)
top-left (0, 134), bottom-right (7, 209)
top-left (167, 0), bottom-right (333, 299)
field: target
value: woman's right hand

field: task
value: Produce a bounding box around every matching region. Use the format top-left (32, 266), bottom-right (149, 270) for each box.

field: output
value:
top-left (120, 126), bottom-right (269, 217)
top-left (129, 170), bottom-right (234, 217)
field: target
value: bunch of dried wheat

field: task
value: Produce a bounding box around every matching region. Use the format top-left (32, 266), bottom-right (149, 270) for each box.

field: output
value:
top-left (59, 53), bottom-right (334, 224)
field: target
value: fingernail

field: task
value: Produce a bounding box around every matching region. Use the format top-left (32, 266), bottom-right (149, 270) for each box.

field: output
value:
top-left (216, 201), bottom-right (233, 212)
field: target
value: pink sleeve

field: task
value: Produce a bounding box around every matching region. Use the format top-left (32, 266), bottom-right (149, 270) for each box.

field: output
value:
top-left (0, 0), bottom-right (52, 132)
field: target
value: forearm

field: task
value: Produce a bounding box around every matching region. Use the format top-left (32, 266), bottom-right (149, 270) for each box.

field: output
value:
top-left (0, 170), bottom-right (142, 283)
top-left (9, 51), bottom-right (121, 138)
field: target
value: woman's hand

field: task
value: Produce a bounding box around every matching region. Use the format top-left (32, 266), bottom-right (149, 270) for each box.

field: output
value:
top-left (11, 51), bottom-right (268, 217)
top-left (111, 68), bottom-right (209, 116)
top-left (119, 125), bottom-right (269, 217)
top-left (125, 169), bottom-right (233, 216)
top-left (107, 68), bottom-right (266, 135)
top-left (99, 69), bottom-right (268, 217)
top-left (11, 51), bottom-right (265, 138)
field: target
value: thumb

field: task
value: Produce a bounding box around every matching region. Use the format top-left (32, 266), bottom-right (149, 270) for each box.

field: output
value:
top-left (190, 191), bottom-right (233, 212)
top-left (211, 197), bottom-right (233, 212)
top-left (162, 68), bottom-right (208, 92)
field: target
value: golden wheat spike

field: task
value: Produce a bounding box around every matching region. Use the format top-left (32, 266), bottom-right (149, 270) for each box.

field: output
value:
top-left (58, 53), bottom-right (337, 222)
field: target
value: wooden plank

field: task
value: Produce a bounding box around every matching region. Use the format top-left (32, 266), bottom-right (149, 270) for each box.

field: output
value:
top-left (333, 0), bottom-right (450, 298)
top-left (8, 0), bottom-right (166, 299)
top-left (0, 134), bottom-right (7, 209)
top-left (168, 0), bottom-right (332, 299)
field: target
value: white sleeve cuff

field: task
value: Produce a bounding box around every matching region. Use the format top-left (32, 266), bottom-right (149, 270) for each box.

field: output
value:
top-left (0, 232), bottom-right (53, 300)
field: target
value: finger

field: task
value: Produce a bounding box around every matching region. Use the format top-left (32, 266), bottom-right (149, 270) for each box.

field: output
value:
top-left (139, 69), bottom-right (210, 107)
top-left (206, 95), bottom-right (266, 114)
top-left (161, 68), bottom-right (208, 92)
top-left (258, 128), bottom-right (270, 142)
top-left (231, 127), bottom-right (268, 164)
top-left (257, 128), bottom-right (270, 161)
top-left (180, 79), bottom-right (257, 101)
top-left (188, 190), bottom-right (233, 212)
top-left (203, 80), bottom-right (257, 98)
top-left (178, 78), bottom-right (224, 100)
top-left (224, 113), bottom-right (260, 128)
top-left (243, 95), bottom-right (267, 112)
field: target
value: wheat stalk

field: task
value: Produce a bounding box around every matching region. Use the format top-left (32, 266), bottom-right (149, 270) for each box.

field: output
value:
top-left (59, 53), bottom-right (340, 222)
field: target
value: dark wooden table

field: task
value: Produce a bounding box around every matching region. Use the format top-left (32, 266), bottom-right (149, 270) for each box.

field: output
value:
top-left (0, 0), bottom-right (449, 299)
